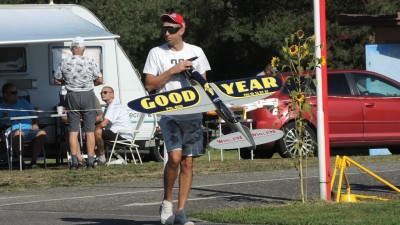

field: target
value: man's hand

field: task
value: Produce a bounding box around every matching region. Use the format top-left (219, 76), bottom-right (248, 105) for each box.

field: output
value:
top-left (31, 124), bottom-right (39, 130)
top-left (172, 61), bottom-right (193, 74)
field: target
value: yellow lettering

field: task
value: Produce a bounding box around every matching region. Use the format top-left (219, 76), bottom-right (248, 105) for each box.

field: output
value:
top-left (169, 92), bottom-right (182, 104)
top-left (141, 90), bottom-right (198, 111)
top-left (155, 95), bottom-right (168, 106)
top-left (204, 83), bottom-right (214, 95)
top-left (141, 98), bottom-right (155, 109)
top-left (235, 81), bottom-right (248, 92)
top-left (261, 77), bottom-right (278, 88)
top-left (249, 79), bottom-right (263, 91)
top-left (182, 90), bottom-right (196, 101)
top-left (219, 83), bottom-right (235, 94)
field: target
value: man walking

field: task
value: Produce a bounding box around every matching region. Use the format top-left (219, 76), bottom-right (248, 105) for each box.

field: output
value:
top-left (143, 12), bottom-right (211, 225)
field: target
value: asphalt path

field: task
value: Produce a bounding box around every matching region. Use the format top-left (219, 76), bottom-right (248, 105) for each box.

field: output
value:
top-left (0, 160), bottom-right (399, 225)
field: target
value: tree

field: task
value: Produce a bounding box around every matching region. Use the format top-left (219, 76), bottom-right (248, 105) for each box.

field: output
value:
top-left (1, 0), bottom-right (398, 81)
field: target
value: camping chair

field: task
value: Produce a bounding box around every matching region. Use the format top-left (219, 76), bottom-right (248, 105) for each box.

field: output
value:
top-left (1, 89), bottom-right (46, 170)
top-left (105, 112), bottom-right (146, 165)
top-left (4, 129), bottom-right (47, 170)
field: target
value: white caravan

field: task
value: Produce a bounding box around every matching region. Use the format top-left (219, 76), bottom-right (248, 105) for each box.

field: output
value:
top-left (0, 4), bottom-right (164, 162)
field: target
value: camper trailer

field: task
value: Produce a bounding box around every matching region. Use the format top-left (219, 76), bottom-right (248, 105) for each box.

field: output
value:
top-left (0, 4), bottom-right (164, 162)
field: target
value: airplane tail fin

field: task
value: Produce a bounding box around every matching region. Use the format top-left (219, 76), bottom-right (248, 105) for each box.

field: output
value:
top-left (241, 125), bottom-right (256, 150)
top-left (209, 128), bottom-right (284, 150)
top-left (229, 122), bottom-right (256, 150)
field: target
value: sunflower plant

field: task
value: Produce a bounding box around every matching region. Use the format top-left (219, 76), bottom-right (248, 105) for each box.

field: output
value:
top-left (270, 30), bottom-right (325, 203)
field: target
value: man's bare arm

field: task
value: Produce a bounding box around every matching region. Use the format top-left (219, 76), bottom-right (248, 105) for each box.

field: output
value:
top-left (94, 77), bottom-right (103, 86)
top-left (54, 79), bottom-right (62, 85)
top-left (145, 61), bottom-right (193, 92)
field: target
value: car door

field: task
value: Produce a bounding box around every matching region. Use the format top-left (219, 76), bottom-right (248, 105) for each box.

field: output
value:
top-left (351, 72), bottom-right (400, 142)
top-left (326, 73), bottom-right (364, 144)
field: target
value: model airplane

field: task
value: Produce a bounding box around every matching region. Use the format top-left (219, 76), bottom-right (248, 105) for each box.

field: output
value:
top-left (128, 57), bottom-right (284, 150)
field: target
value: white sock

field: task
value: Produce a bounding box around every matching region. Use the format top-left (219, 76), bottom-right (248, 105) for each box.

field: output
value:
top-left (98, 155), bottom-right (106, 163)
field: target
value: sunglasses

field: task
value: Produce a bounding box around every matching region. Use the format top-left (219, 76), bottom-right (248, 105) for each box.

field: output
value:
top-left (160, 26), bottom-right (181, 34)
top-left (8, 90), bottom-right (18, 95)
top-left (100, 91), bottom-right (113, 95)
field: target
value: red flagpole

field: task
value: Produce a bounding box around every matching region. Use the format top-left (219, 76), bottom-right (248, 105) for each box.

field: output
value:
top-left (320, 0), bottom-right (331, 201)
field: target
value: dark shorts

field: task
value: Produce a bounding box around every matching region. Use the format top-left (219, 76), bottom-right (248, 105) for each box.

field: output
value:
top-left (66, 91), bottom-right (97, 133)
top-left (102, 129), bottom-right (126, 141)
top-left (158, 117), bottom-right (204, 157)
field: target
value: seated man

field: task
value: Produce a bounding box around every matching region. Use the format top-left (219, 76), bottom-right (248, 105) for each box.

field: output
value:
top-left (95, 86), bottom-right (133, 165)
top-left (0, 83), bottom-right (46, 169)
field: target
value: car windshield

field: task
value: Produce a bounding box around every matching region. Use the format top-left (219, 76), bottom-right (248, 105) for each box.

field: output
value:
top-left (352, 73), bottom-right (400, 97)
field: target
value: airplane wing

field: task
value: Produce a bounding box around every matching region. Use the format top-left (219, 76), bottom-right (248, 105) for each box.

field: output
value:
top-left (127, 75), bottom-right (282, 115)
top-left (127, 85), bottom-right (216, 115)
top-left (210, 75), bottom-right (282, 107)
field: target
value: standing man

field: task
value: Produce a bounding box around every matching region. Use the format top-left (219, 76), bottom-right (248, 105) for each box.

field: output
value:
top-left (143, 12), bottom-right (211, 225)
top-left (95, 86), bottom-right (133, 165)
top-left (54, 36), bottom-right (103, 170)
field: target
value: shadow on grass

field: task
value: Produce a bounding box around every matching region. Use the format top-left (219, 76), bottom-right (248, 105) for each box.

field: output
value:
top-left (192, 186), bottom-right (292, 204)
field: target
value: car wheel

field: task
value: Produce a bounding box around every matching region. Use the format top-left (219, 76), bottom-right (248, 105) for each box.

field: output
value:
top-left (239, 145), bottom-right (275, 159)
top-left (278, 122), bottom-right (317, 158)
top-left (149, 141), bottom-right (165, 162)
top-left (256, 149), bottom-right (276, 159)
top-left (388, 147), bottom-right (400, 154)
top-left (239, 148), bottom-right (252, 159)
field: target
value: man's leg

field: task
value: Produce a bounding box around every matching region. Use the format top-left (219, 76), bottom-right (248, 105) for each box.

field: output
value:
top-left (173, 119), bottom-right (202, 225)
top-left (160, 149), bottom-right (181, 224)
top-left (94, 126), bottom-right (106, 164)
top-left (85, 132), bottom-right (95, 167)
top-left (177, 155), bottom-right (193, 211)
top-left (31, 131), bottom-right (46, 164)
top-left (164, 150), bottom-right (182, 201)
top-left (12, 131), bottom-right (24, 168)
top-left (75, 141), bottom-right (84, 165)
top-left (69, 131), bottom-right (79, 168)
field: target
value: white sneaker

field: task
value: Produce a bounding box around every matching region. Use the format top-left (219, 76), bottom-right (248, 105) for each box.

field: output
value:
top-left (160, 200), bottom-right (174, 225)
top-left (173, 208), bottom-right (194, 225)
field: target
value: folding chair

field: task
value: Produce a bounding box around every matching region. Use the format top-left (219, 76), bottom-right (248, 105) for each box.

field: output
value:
top-left (106, 112), bottom-right (146, 165)
top-left (4, 128), bottom-right (47, 170)
top-left (1, 89), bottom-right (46, 170)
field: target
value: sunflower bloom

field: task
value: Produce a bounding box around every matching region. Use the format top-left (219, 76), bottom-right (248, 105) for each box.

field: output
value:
top-left (296, 30), bottom-right (304, 39)
top-left (296, 92), bottom-right (305, 103)
top-left (271, 57), bottom-right (280, 67)
top-left (289, 45), bottom-right (299, 56)
top-left (320, 56), bottom-right (326, 65)
top-left (302, 49), bottom-right (309, 57)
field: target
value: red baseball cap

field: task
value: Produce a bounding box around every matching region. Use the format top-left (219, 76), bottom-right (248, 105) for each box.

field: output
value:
top-left (160, 13), bottom-right (185, 28)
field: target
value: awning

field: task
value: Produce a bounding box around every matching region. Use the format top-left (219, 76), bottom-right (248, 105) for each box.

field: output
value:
top-left (0, 6), bottom-right (119, 45)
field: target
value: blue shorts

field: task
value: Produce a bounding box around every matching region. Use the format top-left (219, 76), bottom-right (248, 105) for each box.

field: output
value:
top-left (12, 129), bottom-right (41, 142)
top-left (158, 117), bottom-right (204, 157)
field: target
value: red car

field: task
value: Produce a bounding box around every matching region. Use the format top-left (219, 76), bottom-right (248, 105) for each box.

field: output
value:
top-left (246, 69), bottom-right (400, 158)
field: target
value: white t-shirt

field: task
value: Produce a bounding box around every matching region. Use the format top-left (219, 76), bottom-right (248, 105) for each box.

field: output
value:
top-left (143, 42), bottom-right (211, 121)
top-left (104, 99), bottom-right (133, 139)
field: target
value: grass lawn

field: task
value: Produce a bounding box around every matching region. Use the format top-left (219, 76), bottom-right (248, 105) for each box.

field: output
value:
top-left (191, 198), bottom-right (400, 225)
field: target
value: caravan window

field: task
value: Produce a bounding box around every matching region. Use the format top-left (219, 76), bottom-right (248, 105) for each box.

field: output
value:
top-left (0, 47), bottom-right (27, 73)
top-left (50, 46), bottom-right (103, 84)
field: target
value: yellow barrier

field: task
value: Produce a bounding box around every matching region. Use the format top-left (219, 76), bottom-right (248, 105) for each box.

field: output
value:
top-left (331, 155), bottom-right (400, 202)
